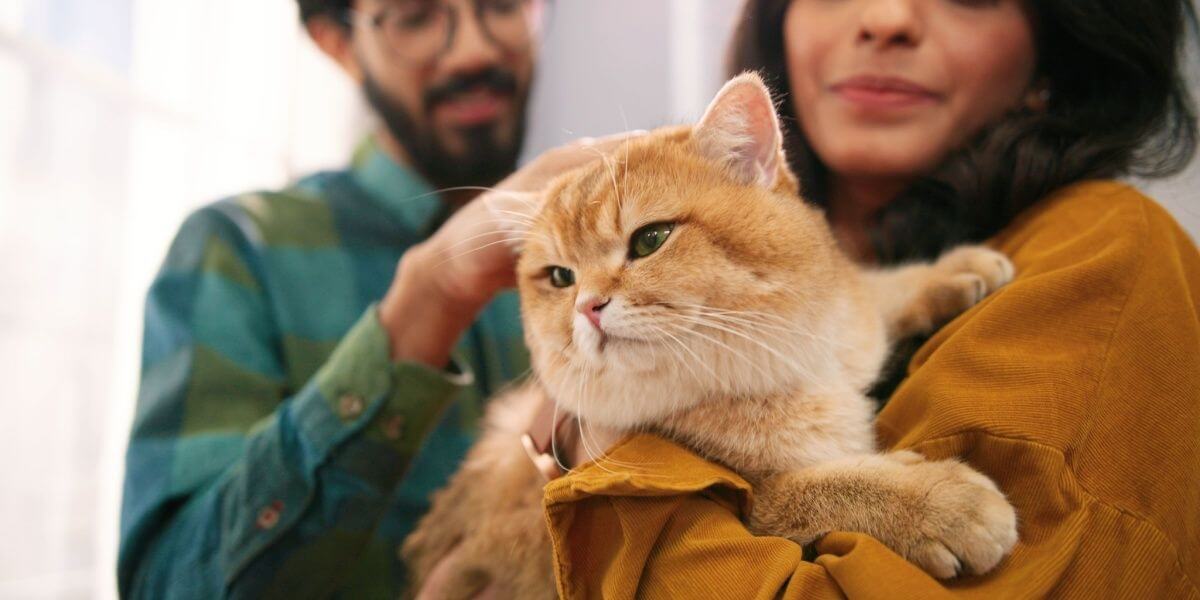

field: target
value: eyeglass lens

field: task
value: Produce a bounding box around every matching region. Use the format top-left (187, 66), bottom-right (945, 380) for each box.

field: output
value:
top-left (374, 0), bottom-right (541, 64)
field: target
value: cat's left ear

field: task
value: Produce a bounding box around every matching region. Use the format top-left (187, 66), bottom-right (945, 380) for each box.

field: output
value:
top-left (693, 72), bottom-right (788, 189)
top-left (483, 189), bottom-right (541, 252)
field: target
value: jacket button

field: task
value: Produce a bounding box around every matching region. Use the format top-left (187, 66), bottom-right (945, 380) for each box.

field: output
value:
top-left (338, 394), bottom-right (364, 418)
top-left (383, 414), bottom-right (405, 441)
top-left (256, 500), bottom-right (284, 530)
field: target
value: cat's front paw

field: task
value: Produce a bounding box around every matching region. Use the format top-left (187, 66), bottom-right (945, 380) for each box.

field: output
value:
top-left (888, 451), bottom-right (1018, 579)
top-left (931, 245), bottom-right (1015, 309)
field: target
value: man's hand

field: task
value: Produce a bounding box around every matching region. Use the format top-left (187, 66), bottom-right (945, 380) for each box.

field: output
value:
top-left (379, 132), bottom-right (644, 368)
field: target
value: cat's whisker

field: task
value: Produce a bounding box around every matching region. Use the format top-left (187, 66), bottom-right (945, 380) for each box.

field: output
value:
top-left (583, 145), bottom-right (623, 214)
top-left (473, 217), bottom-right (555, 246)
top-left (618, 106), bottom-right (633, 212)
top-left (677, 308), bottom-right (798, 342)
top-left (648, 322), bottom-right (720, 384)
top-left (644, 324), bottom-right (703, 418)
top-left (580, 416), bottom-right (653, 472)
top-left (562, 367), bottom-right (649, 472)
top-left (679, 308), bottom-right (840, 360)
top-left (488, 208), bottom-right (537, 223)
top-left (662, 302), bottom-right (852, 350)
top-left (433, 237), bottom-right (528, 269)
top-left (549, 399), bottom-right (572, 475)
top-left (438, 228), bottom-right (528, 254)
top-left (571, 379), bottom-right (638, 474)
top-left (400, 185), bottom-right (531, 204)
top-left (662, 321), bottom-right (773, 390)
top-left (671, 313), bottom-right (820, 383)
top-left (696, 311), bottom-right (847, 363)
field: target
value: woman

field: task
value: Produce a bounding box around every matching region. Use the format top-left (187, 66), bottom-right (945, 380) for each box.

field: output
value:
top-left (539, 0), bottom-right (1200, 597)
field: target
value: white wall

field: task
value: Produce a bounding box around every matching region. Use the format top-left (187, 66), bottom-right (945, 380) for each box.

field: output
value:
top-left (0, 1), bottom-right (1197, 597)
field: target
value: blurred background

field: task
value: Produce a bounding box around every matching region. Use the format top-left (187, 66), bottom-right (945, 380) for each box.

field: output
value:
top-left (0, 0), bottom-right (1196, 597)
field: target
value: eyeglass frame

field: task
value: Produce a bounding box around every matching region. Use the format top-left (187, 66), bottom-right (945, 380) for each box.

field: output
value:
top-left (337, 0), bottom-right (549, 66)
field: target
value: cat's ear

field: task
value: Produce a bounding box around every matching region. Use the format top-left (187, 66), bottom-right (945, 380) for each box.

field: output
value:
top-left (483, 189), bottom-right (541, 252)
top-left (693, 72), bottom-right (787, 189)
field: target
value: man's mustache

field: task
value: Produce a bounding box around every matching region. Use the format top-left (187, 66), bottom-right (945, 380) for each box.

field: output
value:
top-left (424, 68), bottom-right (518, 113)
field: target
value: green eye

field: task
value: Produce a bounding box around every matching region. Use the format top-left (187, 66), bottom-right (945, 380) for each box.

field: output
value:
top-left (548, 266), bottom-right (575, 288)
top-left (630, 222), bottom-right (676, 258)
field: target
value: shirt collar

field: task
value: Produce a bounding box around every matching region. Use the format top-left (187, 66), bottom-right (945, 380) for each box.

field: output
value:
top-left (349, 135), bottom-right (445, 234)
top-left (544, 433), bottom-right (753, 516)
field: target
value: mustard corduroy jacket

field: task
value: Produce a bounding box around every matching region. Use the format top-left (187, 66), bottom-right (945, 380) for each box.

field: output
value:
top-left (543, 181), bottom-right (1200, 600)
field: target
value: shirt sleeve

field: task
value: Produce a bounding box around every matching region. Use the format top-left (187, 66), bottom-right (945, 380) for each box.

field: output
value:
top-left (553, 489), bottom-right (958, 600)
top-left (118, 205), bottom-right (470, 598)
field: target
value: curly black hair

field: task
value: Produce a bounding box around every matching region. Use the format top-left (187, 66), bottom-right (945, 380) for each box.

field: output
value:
top-left (297, 0), bottom-right (351, 23)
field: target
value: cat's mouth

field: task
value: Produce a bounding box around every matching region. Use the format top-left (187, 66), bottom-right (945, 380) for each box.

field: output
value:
top-left (595, 332), bottom-right (647, 353)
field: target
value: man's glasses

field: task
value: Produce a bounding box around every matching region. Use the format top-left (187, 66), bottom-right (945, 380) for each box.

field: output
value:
top-left (343, 0), bottom-right (546, 66)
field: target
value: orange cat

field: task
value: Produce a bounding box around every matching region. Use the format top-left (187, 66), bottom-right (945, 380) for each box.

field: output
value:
top-left (403, 73), bottom-right (1018, 598)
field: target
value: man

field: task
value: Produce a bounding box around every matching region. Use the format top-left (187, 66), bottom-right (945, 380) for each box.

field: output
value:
top-left (118, 0), bottom-right (585, 596)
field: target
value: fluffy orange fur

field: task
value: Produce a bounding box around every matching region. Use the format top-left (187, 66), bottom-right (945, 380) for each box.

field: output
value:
top-left (403, 74), bottom-right (1018, 597)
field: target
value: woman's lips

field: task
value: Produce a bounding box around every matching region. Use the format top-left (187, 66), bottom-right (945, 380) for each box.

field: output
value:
top-left (830, 75), bottom-right (941, 109)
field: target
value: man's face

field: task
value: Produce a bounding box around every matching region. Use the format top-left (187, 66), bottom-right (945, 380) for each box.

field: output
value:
top-left (351, 0), bottom-right (538, 189)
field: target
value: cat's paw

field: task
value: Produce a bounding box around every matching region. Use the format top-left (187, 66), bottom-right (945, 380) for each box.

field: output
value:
top-left (933, 245), bottom-right (1015, 305)
top-left (888, 452), bottom-right (1019, 579)
top-left (918, 246), bottom-right (1015, 328)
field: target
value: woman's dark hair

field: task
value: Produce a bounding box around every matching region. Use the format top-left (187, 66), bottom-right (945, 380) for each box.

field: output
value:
top-left (729, 0), bottom-right (1199, 264)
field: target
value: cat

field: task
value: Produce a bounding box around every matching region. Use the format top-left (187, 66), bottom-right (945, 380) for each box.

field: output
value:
top-left (402, 73), bottom-right (1018, 599)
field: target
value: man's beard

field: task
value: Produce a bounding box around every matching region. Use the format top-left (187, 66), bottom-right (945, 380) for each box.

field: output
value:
top-left (363, 67), bottom-right (528, 191)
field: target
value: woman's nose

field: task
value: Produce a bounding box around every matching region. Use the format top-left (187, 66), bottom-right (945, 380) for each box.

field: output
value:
top-left (857, 0), bottom-right (924, 48)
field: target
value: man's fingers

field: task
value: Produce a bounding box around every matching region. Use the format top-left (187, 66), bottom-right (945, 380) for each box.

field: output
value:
top-left (540, 129), bottom-right (649, 171)
top-left (584, 129), bottom-right (649, 148)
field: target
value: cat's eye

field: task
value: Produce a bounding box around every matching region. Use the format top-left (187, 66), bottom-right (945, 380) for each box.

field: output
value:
top-left (630, 222), bottom-right (676, 259)
top-left (548, 266), bottom-right (575, 288)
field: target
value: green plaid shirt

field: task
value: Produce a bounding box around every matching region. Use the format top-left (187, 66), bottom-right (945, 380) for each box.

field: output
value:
top-left (118, 138), bottom-right (529, 598)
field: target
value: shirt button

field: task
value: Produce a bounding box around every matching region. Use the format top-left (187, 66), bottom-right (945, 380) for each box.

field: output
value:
top-left (256, 500), bottom-right (283, 530)
top-left (338, 394), bottom-right (364, 418)
top-left (383, 414), bottom-right (405, 441)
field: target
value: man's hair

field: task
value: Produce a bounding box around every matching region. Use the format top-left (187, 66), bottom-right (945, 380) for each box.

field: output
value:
top-left (728, 0), bottom-right (1198, 264)
top-left (297, 0), bottom-right (351, 24)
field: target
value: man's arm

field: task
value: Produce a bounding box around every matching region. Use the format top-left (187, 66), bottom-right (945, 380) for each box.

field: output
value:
top-left (119, 205), bottom-right (477, 598)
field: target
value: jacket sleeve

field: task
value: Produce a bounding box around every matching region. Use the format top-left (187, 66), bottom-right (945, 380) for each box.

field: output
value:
top-left (118, 205), bottom-right (469, 598)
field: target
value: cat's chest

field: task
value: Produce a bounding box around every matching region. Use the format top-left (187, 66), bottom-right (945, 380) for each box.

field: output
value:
top-left (663, 390), bottom-right (876, 475)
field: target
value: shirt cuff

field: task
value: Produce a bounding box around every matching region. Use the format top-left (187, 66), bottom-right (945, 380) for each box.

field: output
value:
top-left (292, 304), bottom-right (474, 467)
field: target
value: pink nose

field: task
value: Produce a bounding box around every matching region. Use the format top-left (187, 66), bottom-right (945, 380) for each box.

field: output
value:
top-left (576, 296), bottom-right (610, 330)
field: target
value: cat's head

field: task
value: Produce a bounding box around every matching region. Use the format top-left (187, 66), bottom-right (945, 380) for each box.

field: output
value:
top-left (497, 73), bottom-right (854, 429)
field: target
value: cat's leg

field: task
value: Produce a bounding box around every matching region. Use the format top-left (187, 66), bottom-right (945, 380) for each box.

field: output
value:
top-left (402, 385), bottom-right (554, 598)
top-left (748, 451), bottom-right (1018, 579)
top-left (863, 245), bottom-right (1015, 341)
top-left (411, 474), bottom-right (555, 600)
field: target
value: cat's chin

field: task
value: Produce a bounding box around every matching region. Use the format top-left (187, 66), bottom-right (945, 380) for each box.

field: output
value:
top-left (551, 374), bottom-right (710, 431)
top-left (570, 327), bottom-right (663, 371)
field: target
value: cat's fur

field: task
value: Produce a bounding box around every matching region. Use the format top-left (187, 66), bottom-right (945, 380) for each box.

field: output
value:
top-left (403, 73), bottom-right (1018, 599)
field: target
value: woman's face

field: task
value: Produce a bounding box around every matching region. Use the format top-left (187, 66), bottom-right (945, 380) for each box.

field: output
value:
top-left (784, 0), bottom-right (1038, 181)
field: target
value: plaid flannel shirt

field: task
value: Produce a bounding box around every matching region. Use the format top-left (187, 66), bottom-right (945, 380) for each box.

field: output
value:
top-left (118, 138), bottom-right (528, 598)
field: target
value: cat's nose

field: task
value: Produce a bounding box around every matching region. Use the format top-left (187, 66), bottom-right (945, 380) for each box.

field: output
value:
top-left (576, 296), bottom-right (610, 330)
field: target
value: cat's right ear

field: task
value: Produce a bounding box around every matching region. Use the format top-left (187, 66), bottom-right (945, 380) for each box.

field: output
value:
top-left (483, 190), bottom-right (540, 252)
top-left (693, 72), bottom-right (790, 190)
